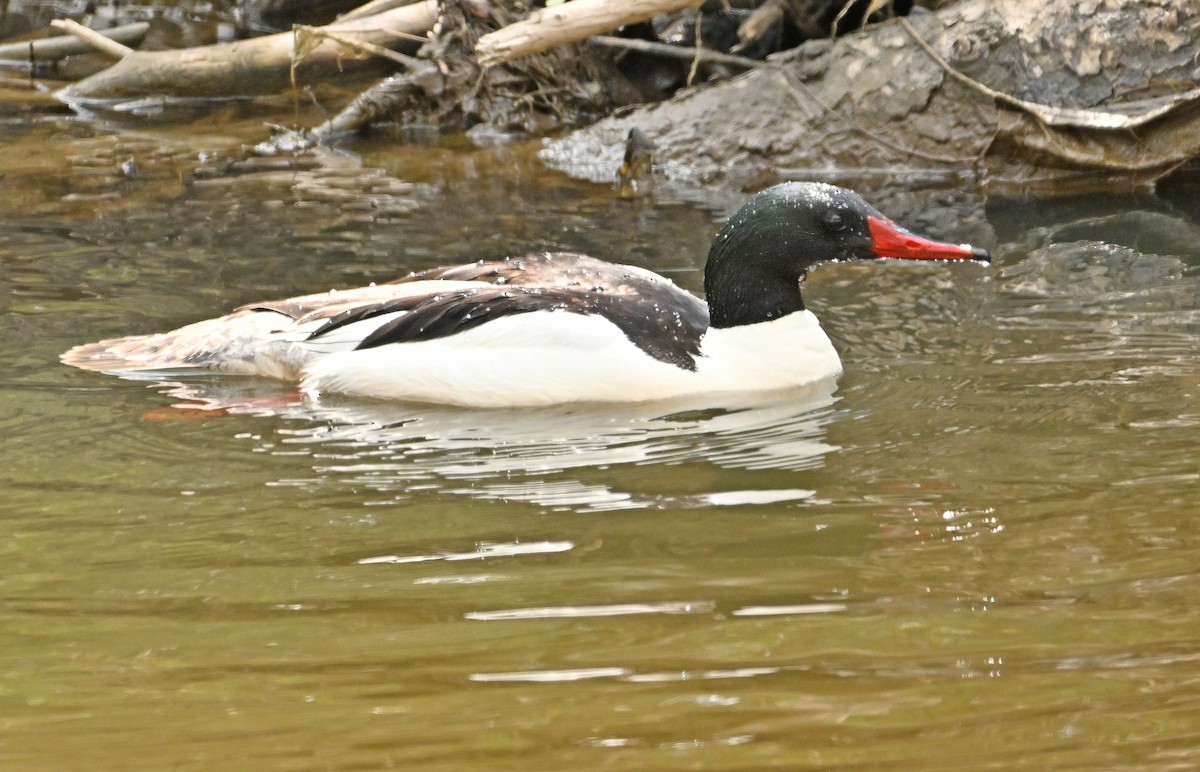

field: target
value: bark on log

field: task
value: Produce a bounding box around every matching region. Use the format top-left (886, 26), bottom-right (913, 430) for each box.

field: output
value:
top-left (474, 0), bottom-right (703, 67)
top-left (0, 22), bottom-right (149, 63)
top-left (54, 1), bottom-right (436, 103)
top-left (542, 0), bottom-right (1200, 202)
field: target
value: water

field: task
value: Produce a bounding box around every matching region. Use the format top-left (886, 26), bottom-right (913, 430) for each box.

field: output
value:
top-left (2, 113), bottom-right (1199, 769)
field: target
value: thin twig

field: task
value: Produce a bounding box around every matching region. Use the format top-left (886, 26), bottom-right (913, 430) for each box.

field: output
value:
top-left (589, 35), bottom-right (765, 71)
top-left (297, 25), bottom-right (425, 68)
top-left (687, 12), bottom-right (702, 87)
top-left (832, 0), bottom-right (892, 38)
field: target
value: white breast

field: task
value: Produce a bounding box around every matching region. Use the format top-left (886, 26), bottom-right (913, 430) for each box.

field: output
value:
top-left (696, 310), bottom-right (842, 393)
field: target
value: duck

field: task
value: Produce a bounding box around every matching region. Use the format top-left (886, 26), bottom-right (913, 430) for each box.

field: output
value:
top-left (61, 182), bottom-right (988, 407)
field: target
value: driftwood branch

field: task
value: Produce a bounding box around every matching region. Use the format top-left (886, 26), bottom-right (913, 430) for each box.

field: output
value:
top-left (0, 22), bottom-right (149, 63)
top-left (735, 0), bottom-right (783, 52)
top-left (49, 19), bottom-right (136, 59)
top-left (55, 1), bottom-right (436, 103)
top-left (475, 0), bottom-right (702, 67)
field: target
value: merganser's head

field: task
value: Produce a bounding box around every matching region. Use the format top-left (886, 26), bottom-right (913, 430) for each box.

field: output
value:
top-left (704, 182), bottom-right (988, 328)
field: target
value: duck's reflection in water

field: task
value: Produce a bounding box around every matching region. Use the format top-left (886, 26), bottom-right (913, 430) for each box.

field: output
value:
top-left (146, 376), bottom-right (841, 511)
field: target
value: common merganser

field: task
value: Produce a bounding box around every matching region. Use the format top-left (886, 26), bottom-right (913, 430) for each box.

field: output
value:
top-left (61, 182), bottom-right (988, 407)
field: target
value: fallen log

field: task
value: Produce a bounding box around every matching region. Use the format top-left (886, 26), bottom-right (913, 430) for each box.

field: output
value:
top-left (54, 0), bottom-right (436, 103)
top-left (543, 0), bottom-right (1200, 201)
top-left (474, 0), bottom-right (702, 67)
top-left (0, 22), bottom-right (148, 64)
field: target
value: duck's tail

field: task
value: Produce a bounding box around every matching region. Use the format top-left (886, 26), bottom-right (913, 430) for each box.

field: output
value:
top-left (63, 332), bottom-right (189, 373)
top-left (61, 310), bottom-right (303, 379)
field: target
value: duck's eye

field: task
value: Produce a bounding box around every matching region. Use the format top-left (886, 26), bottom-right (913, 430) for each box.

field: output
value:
top-left (822, 211), bottom-right (846, 232)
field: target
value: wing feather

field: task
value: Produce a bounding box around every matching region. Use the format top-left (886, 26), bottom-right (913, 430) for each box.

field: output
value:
top-left (307, 284), bottom-right (709, 370)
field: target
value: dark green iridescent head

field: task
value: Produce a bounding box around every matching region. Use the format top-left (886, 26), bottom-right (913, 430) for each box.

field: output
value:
top-left (703, 182), bottom-right (988, 329)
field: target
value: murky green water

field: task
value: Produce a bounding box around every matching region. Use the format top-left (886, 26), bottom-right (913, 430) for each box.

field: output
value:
top-left (2, 113), bottom-right (1199, 769)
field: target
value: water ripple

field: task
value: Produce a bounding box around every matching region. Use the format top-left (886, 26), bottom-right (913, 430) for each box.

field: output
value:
top-left (358, 540), bottom-right (574, 565)
top-left (465, 601), bottom-right (715, 621)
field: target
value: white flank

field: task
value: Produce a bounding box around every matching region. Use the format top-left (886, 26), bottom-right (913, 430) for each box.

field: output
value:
top-left (299, 309), bottom-right (841, 406)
